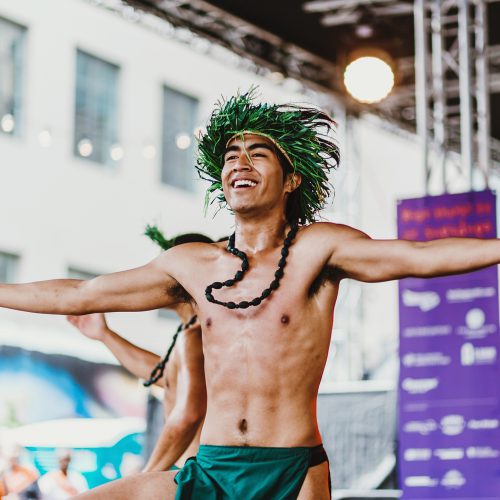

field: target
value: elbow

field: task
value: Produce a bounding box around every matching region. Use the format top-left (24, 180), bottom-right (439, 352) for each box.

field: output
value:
top-left (184, 409), bottom-right (205, 428)
top-left (70, 280), bottom-right (98, 314)
top-left (181, 403), bottom-right (206, 429)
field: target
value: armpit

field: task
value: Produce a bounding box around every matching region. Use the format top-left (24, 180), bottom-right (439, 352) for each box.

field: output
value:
top-left (308, 265), bottom-right (343, 297)
top-left (167, 282), bottom-right (194, 304)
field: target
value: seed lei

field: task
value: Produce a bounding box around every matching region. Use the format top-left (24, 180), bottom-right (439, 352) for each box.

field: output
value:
top-left (205, 223), bottom-right (298, 309)
top-left (143, 314), bottom-right (198, 387)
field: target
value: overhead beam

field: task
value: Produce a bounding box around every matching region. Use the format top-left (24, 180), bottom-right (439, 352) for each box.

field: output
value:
top-left (304, 0), bottom-right (399, 13)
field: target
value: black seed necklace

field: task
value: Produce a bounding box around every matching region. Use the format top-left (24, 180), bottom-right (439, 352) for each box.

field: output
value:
top-left (143, 314), bottom-right (198, 387)
top-left (205, 223), bottom-right (298, 309)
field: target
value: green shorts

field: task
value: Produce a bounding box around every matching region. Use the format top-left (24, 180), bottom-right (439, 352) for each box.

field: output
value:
top-left (174, 444), bottom-right (329, 499)
top-left (170, 465), bottom-right (181, 471)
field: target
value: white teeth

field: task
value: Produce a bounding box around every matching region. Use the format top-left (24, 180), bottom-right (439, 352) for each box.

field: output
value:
top-left (233, 179), bottom-right (257, 188)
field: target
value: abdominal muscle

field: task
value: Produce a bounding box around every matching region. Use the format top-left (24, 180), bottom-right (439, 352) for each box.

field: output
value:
top-left (199, 305), bottom-right (332, 447)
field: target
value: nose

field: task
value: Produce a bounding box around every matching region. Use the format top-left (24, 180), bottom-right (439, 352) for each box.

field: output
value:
top-left (233, 153), bottom-right (252, 171)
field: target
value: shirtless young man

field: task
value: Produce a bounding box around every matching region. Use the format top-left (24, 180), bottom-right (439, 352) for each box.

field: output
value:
top-left (67, 231), bottom-right (210, 473)
top-left (2, 91), bottom-right (500, 499)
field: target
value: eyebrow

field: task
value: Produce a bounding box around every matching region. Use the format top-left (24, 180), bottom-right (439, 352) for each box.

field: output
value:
top-left (224, 142), bottom-right (275, 156)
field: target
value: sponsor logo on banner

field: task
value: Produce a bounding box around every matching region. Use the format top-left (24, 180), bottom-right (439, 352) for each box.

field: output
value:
top-left (441, 470), bottom-right (466, 489)
top-left (402, 352), bottom-right (451, 367)
top-left (440, 415), bottom-right (466, 436)
top-left (468, 418), bottom-right (499, 430)
top-left (460, 343), bottom-right (497, 366)
top-left (466, 308), bottom-right (486, 329)
top-left (403, 325), bottom-right (452, 338)
top-left (404, 448), bottom-right (432, 461)
top-left (402, 377), bottom-right (439, 394)
top-left (457, 308), bottom-right (497, 339)
top-left (405, 476), bottom-right (438, 488)
top-left (466, 446), bottom-right (500, 459)
top-left (402, 289), bottom-right (440, 311)
top-left (447, 287), bottom-right (496, 303)
top-left (434, 448), bottom-right (464, 460)
top-left (403, 419), bottom-right (437, 435)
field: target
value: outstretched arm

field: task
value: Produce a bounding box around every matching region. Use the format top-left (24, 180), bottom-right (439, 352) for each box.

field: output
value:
top-left (143, 325), bottom-right (206, 472)
top-left (0, 250), bottom-right (184, 315)
top-left (66, 314), bottom-right (164, 384)
top-left (325, 223), bottom-right (500, 282)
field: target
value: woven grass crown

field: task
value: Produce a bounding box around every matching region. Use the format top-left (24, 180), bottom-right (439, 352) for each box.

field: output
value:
top-left (197, 89), bottom-right (340, 224)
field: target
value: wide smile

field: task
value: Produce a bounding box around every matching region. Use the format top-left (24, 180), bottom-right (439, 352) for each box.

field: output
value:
top-left (231, 179), bottom-right (258, 190)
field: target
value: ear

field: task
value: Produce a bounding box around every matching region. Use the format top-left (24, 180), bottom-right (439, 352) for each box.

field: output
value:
top-left (285, 173), bottom-right (302, 194)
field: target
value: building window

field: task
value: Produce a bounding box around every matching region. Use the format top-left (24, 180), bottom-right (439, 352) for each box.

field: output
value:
top-left (0, 252), bottom-right (19, 282)
top-left (74, 50), bottom-right (120, 166)
top-left (0, 17), bottom-right (26, 137)
top-left (161, 86), bottom-right (198, 190)
top-left (67, 267), bottom-right (99, 281)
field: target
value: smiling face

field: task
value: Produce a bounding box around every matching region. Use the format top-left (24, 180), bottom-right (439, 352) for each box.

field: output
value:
top-left (221, 134), bottom-right (299, 219)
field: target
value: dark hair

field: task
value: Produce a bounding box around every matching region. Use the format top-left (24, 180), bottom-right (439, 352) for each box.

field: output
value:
top-left (172, 233), bottom-right (214, 246)
top-left (272, 146), bottom-right (302, 224)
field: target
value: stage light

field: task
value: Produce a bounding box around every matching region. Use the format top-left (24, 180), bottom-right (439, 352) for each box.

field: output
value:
top-left (175, 133), bottom-right (191, 150)
top-left (110, 144), bottom-right (124, 161)
top-left (344, 56), bottom-right (394, 104)
top-left (1, 114), bottom-right (15, 133)
top-left (78, 138), bottom-right (93, 157)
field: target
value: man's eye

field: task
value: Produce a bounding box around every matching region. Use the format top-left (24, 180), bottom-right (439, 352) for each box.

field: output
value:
top-left (252, 153), bottom-right (264, 157)
top-left (225, 155), bottom-right (238, 161)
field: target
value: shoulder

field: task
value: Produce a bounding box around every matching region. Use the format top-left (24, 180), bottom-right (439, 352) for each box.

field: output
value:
top-left (297, 222), bottom-right (369, 245)
top-left (157, 241), bottom-right (225, 268)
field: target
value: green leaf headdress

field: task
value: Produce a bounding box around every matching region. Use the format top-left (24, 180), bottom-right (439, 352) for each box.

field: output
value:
top-left (145, 225), bottom-right (214, 250)
top-left (197, 88), bottom-right (340, 224)
top-left (144, 224), bottom-right (176, 251)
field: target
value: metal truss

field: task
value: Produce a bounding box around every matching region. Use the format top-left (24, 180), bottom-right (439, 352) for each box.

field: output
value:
top-left (303, 0), bottom-right (415, 26)
top-left (109, 0), bottom-right (339, 93)
top-left (414, 0), bottom-right (496, 192)
top-left (97, 0), bottom-right (500, 191)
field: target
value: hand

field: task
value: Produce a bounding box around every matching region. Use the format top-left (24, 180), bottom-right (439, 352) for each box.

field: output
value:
top-left (66, 313), bottom-right (109, 341)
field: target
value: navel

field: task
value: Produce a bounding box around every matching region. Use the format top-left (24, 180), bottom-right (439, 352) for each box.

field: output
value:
top-left (206, 317), bottom-right (212, 328)
top-left (239, 419), bottom-right (248, 433)
top-left (281, 314), bottom-right (290, 325)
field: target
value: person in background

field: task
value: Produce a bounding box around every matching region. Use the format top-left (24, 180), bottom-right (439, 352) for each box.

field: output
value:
top-left (2, 445), bottom-right (40, 500)
top-left (66, 229), bottom-right (210, 472)
top-left (38, 450), bottom-right (87, 499)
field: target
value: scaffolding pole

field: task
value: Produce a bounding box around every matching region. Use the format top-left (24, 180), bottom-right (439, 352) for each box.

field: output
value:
top-left (475, 0), bottom-right (491, 185)
top-left (458, 0), bottom-right (474, 188)
top-left (431, 0), bottom-right (447, 191)
top-left (414, 0), bottom-right (431, 193)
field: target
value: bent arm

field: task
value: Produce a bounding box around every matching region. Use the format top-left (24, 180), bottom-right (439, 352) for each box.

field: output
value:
top-left (144, 328), bottom-right (206, 471)
top-left (329, 224), bottom-right (500, 282)
top-left (0, 252), bottom-right (182, 315)
top-left (102, 328), bottom-right (163, 384)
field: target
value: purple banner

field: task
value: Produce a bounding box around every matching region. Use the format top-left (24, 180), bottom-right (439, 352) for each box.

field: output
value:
top-left (397, 191), bottom-right (500, 498)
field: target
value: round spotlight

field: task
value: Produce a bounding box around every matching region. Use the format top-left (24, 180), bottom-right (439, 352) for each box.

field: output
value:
top-left (268, 71), bottom-right (285, 84)
top-left (1, 113), bottom-right (15, 133)
top-left (344, 56), bottom-right (394, 104)
top-left (110, 144), bottom-right (124, 161)
top-left (78, 138), bottom-right (93, 157)
top-left (175, 133), bottom-right (191, 150)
